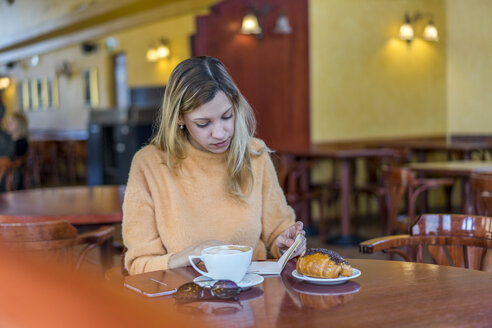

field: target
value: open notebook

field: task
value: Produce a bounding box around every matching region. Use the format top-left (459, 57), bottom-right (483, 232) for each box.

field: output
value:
top-left (247, 233), bottom-right (305, 275)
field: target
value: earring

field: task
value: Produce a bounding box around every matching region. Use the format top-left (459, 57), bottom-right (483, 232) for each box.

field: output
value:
top-left (179, 124), bottom-right (184, 130)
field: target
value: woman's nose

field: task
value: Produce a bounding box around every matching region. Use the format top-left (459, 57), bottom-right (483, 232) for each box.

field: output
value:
top-left (211, 123), bottom-right (226, 139)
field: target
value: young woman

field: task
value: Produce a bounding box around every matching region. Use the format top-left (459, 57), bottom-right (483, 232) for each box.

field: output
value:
top-left (123, 56), bottom-right (305, 275)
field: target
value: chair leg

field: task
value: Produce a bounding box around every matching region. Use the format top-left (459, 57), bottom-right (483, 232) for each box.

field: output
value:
top-left (317, 197), bottom-right (327, 243)
top-left (100, 237), bottom-right (115, 271)
top-left (444, 185), bottom-right (453, 212)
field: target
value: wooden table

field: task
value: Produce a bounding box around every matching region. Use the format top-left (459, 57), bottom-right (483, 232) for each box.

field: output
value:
top-left (278, 146), bottom-right (400, 244)
top-left (407, 161), bottom-right (492, 213)
top-left (381, 139), bottom-right (492, 161)
top-left (0, 185), bottom-right (125, 267)
top-left (126, 259), bottom-right (492, 327)
top-left (0, 185), bottom-right (124, 224)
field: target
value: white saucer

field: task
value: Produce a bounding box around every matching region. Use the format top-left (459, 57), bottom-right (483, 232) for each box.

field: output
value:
top-left (292, 268), bottom-right (361, 285)
top-left (193, 273), bottom-right (264, 289)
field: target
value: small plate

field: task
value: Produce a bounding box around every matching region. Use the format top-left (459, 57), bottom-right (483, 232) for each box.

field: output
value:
top-left (194, 273), bottom-right (264, 289)
top-left (291, 268), bottom-right (361, 285)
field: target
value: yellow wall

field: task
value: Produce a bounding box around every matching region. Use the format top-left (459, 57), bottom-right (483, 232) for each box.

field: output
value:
top-left (446, 0), bottom-right (492, 134)
top-left (4, 45), bottom-right (113, 130)
top-left (310, 0), bottom-right (447, 142)
top-left (3, 0), bottom-right (492, 137)
top-left (106, 14), bottom-right (197, 87)
top-left (1, 11), bottom-right (202, 130)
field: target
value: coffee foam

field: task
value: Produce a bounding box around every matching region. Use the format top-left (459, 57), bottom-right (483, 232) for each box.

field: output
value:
top-left (204, 245), bottom-right (251, 255)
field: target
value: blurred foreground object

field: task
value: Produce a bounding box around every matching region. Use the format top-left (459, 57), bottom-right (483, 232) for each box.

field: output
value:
top-left (0, 248), bottom-right (203, 328)
top-left (0, 217), bottom-right (113, 271)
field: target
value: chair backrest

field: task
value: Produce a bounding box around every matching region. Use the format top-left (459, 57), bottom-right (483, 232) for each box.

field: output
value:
top-left (271, 152), bottom-right (314, 202)
top-left (382, 167), bottom-right (416, 234)
top-left (382, 167), bottom-right (454, 235)
top-left (0, 156), bottom-right (12, 191)
top-left (470, 172), bottom-right (492, 216)
top-left (360, 214), bottom-right (492, 271)
top-left (409, 214), bottom-right (492, 270)
top-left (0, 215), bottom-right (114, 270)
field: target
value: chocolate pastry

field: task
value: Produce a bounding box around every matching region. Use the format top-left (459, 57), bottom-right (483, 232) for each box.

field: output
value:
top-left (296, 248), bottom-right (352, 279)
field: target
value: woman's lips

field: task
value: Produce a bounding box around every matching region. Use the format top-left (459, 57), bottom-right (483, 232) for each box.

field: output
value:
top-left (213, 139), bottom-right (229, 148)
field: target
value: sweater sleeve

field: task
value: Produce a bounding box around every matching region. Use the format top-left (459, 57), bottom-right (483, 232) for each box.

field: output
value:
top-left (122, 149), bottom-right (171, 275)
top-left (260, 151), bottom-right (296, 258)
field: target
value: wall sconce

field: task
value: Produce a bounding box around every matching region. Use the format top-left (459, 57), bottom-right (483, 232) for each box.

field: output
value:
top-left (241, 10), bottom-right (262, 36)
top-left (240, 4), bottom-right (292, 39)
top-left (56, 61), bottom-right (73, 78)
top-left (273, 12), bottom-right (292, 34)
top-left (146, 39), bottom-right (170, 62)
top-left (30, 55), bottom-right (40, 67)
top-left (0, 76), bottom-right (11, 90)
top-left (399, 11), bottom-right (439, 43)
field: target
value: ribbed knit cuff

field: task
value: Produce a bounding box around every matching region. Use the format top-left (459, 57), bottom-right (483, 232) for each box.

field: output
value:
top-left (269, 242), bottom-right (281, 259)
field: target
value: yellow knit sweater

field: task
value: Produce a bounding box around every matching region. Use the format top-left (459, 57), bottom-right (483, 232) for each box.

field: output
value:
top-left (122, 138), bottom-right (295, 275)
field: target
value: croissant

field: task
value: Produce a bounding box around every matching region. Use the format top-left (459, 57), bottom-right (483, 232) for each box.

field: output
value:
top-left (296, 248), bottom-right (352, 279)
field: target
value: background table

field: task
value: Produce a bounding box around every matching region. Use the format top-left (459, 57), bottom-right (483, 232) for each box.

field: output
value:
top-left (127, 258), bottom-right (492, 327)
top-left (278, 147), bottom-right (400, 244)
top-left (0, 185), bottom-right (125, 268)
top-left (381, 139), bottom-right (492, 161)
top-left (0, 185), bottom-right (125, 224)
top-left (407, 161), bottom-right (492, 213)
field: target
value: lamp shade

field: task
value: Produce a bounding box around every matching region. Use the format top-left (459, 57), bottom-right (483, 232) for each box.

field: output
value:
top-left (146, 48), bottom-right (158, 62)
top-left (399, 23), bottom-right (414, 41)
top-left (0, 76), bottom-right (10, 90)
top-left (156, 44), bottom-right (170, 59)
top-left (241, 12), bottom-right (262, 35)
top-left (273, 14), bottom-right (292, 34)
top-left (423, 22), bottom-right (439, 41)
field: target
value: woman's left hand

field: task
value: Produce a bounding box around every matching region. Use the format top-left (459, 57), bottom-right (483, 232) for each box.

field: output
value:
top-left (275, 221), bottom-right (306, 257)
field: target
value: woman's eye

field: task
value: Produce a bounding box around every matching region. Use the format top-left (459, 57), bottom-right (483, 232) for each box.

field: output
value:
top-left (223, 114), bottom-right (233, 120)
top-left (196, 122), bottom-right (210, 128)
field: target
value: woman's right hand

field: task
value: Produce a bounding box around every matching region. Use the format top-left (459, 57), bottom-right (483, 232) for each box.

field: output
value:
top-left (168, 240), bottom-right (226, 269)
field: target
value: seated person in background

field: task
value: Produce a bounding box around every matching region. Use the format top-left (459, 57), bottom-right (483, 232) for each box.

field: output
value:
top-left (0, 128), bottom-right (13, 159)
top-left (7, 112), bottom-right (29, 159)
top-left (6, 112), bottom-right (29, 190)
top-left (0, 114), bottom-right (13, 192)
top-left (0, 101), bottom-right (14, 159)
top-left (123, 56), bottom-right (306, 275)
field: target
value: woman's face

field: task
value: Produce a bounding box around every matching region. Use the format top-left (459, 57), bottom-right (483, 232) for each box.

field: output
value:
top-left (180, 91), bottom-right (235, 154)
top-left (6, 118), bottom-right (18, 137)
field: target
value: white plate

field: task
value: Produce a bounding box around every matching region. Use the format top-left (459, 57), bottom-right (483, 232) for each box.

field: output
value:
top-left (193, 273), bottom-right (264, 289)
top-left (291, 268), bottom-right (361, 285)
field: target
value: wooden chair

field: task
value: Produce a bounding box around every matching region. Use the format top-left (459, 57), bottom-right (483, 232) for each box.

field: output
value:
top-left (4, 154), bottom-right (28, 191)
top-left (105, 246), bottom-right (129, 283)
top-left (0, 216), bottom-right (114, 271)
top-left (360, 214), bottom-right (492, 271)
top-left (0, 156), bottom-right (12, 191)
top-left (470, 171), bottom-right (492, 216)
top-left (382, 167), bottom-right (454, 235)
top-left (273, 152), bottom-right (336, 240)
top-left (352, 149), bottom-right (410, 231)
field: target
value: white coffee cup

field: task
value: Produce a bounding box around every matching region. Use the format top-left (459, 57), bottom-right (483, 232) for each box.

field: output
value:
top-left (188, 245), bottom-right (253, 283)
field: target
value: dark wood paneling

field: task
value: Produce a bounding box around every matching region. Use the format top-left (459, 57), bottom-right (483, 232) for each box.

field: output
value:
top-left (194, 0), bottom-right (310, 150)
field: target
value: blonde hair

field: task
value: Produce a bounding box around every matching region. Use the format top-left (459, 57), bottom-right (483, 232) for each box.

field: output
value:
top-left (151, 56), bottom-right (263, 199)
top-left (9, 112), bottom-right (28, 139)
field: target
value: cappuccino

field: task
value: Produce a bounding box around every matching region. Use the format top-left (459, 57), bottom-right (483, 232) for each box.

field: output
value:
top-left (189, 245), bottom-right (253, 283)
